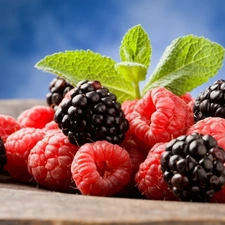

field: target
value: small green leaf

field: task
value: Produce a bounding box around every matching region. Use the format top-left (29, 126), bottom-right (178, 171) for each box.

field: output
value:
top-left (115, 62), bottom-right (147, 83)
top-left (115, 62), bottom-right (147, 99)
top-left (35, 50), bottom-right (136, 102)
top-left (120, 24), bottom-right (151, 68)
top-left (142, 35), bottom-right (225, 96)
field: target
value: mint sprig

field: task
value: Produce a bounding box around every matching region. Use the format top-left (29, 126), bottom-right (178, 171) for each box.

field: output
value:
top-left (35, 25), bottom-right (225, 103)
top-left (142, 35), bottom-right (225, 96)
top-left (115, 25), bottom-right (151, 98)
top-left (35, 50), bottom-right (136, 102)
top-left (119, 24), bottom-right (151, 68)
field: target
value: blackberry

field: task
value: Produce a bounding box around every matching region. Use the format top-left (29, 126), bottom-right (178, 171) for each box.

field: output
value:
top-left (54, 80), bottom-right (129, 146)
top-left (46, 76), bottom-right (74, 110)
top-left (160, 133), bottom-right (225, 202)
top-left (0, 137), bottom-right (7, 171)
top-left (193, 79), bottom-right (225, 122)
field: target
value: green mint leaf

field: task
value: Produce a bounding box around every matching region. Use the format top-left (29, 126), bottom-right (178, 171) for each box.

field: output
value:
top-left (142, 35), bottom-right (225, 96)
top-left (35, 50), bottom-right (136, 102)
top-left (115, 62), bottom-right (147, 99)
top-left (115, 62), bottom-right (147, 83)
top-left (120, 24), bottom-right (151, 68)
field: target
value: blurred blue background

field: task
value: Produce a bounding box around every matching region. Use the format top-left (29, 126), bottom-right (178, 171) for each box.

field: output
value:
top-left (1, 0), bottom-right (225, 99)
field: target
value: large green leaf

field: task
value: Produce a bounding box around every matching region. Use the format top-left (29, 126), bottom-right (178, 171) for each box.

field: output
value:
top-left (143, 35), bottom-right (225, 96)
top-left (35, 50), bottom-right (136, 102)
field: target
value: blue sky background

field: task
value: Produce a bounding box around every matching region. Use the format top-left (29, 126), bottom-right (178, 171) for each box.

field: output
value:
top-left (1, 0), bottom-right (225, 99)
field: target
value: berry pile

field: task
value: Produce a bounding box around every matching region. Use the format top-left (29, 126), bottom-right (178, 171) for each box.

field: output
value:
top-left (1, 77), bottom-right (225, 204)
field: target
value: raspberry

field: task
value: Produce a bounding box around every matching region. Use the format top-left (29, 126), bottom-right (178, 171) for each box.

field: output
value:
top-left (71, 140), bottom-right (132, 197)
top-left (43, 120), bottom-right (59, 132)
top-left (121, 99), bottom-right (138, 116)
top-left (135, 142), bottom-right (177, 200)
top-left (0, 137), bottom-right (7, 171)
top-left (4, 127), bottom-right (45, 182)
top-left (179, 92), bottom-right (193, 104)
top-left (17, 105), bottom-right (55, 129)
top-left (118, 140), bottom-right (147, 196)
top-left (193, 79), bottom-right (225, 122)
top-left (0, 114), bottom-right (21, 142)
top-left (28, 129), bottom-right (79, 192)
top-left (161, 133), bottom-right (225, 202)
top-left (46, 76), bottom-right (74, 110)
top-left (127, 87), bottom-right (194, 149)
top-left (186, 117), bottom-right (225, 150)
top-left (54, 80), bottom-right (129, 146)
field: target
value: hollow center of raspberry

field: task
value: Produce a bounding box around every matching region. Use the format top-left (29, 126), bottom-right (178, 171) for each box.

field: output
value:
top-left (96, 161), bottom-right (112, 178)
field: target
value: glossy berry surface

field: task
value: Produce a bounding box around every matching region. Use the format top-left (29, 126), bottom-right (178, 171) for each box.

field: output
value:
top-left (46, 76), bottom-right (74, 110)
top-left (161, 133), bottom-right (225, 202)
top-left (54, 80), bottom-right (129, 146)
top-left (193, 79), bottom-right (225, 122)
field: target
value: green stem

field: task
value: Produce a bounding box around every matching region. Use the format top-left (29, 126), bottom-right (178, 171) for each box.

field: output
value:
top-left (134, 82), bottom-right (141, 99)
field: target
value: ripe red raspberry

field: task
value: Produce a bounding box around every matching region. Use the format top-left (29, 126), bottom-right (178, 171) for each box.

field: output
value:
top-left (127, 87), bottom-right (194, 149)
top-left (135, 142), bottom-right (177, 200)
top-left (186, 117), bottom-right (225, 150)
top-left (0, 114), bottom-right (21, 142)
top-left (179, 92), bottom-right (193, 104)
top-left (42, 120), bottom-right (59, 132)
top-left (4, 127), bottom-right (45, 182)
top-left (28, 129), bottom-right (79, 192)
top-left (118, 140), bottom-right (147, 196)
top-left (71, 140), bottom-right (132, 197)
top-left (17, 105), bottom-right (55, 129)
top-left (121, 99), bottom-right (138, 116)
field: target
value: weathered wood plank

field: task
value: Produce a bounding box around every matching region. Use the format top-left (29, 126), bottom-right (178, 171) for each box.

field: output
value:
top-left (0, 186), bottom-right (225, 225)
top-left (0, 100), bottom-right (225, 225)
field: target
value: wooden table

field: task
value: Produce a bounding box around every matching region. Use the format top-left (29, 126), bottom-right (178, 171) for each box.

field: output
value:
top-left (0, 100), bottom-right (225, 225)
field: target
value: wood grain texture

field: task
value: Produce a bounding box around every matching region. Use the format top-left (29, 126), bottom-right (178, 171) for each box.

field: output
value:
top-left (0, 100), bottom-right (225, 225)
top-left (0, 182), bottom-right (225, 225)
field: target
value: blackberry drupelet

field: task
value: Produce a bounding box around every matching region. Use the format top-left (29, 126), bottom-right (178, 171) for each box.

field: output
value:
top-left (160, 133), bottom-right (225, 202)
top-left (54, 80), bottom-right (129, 146)
top-left (0, 137), bottom-right (7, 171)
top-left (193, 79), bottom-right (225, 122)
top-left (46, 76), bottom-right (74, 110)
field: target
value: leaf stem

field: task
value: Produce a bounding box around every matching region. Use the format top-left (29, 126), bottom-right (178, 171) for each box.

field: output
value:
top-left (134, 82), bottom-right (141, 99)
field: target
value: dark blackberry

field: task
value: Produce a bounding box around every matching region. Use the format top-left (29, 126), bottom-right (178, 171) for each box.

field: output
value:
top-left (54, 80), bottom-right (129, 146)
top-left (46, 76), bottom-right (74, 110)
top-left (193, 79), bottom-right (225, 122)
top-left (0, 137), bottom-right (7, 171)
top-left (160, 133), bottom-right (225, 202)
